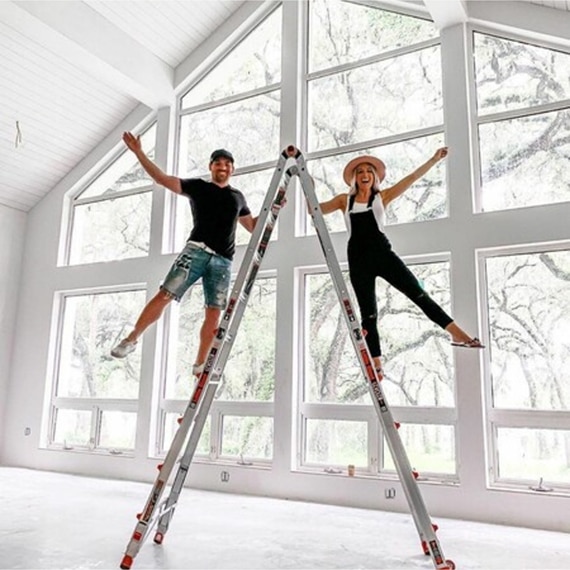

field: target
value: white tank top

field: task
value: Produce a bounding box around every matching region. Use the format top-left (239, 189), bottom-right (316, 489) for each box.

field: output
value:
top-left (344, 193), bottom-right (387, 237)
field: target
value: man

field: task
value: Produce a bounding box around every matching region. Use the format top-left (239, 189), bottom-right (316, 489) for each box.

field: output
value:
top-left (111, 131), bottom-right (258, 376)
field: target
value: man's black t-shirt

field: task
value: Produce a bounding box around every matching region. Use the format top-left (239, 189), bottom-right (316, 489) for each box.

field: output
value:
top-left (180, 178), bottom-right (251, 260)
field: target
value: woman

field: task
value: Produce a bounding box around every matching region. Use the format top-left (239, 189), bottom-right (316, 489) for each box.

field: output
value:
top-left (318, 147), bottom-right (483, 377)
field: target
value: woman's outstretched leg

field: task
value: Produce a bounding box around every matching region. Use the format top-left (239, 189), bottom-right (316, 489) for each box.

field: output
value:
top-left (380, 251), bottom-right (483, 348)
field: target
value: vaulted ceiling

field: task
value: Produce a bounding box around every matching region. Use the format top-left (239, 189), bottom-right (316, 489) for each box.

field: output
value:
top-left (1, 0), bottom-right (569, 212)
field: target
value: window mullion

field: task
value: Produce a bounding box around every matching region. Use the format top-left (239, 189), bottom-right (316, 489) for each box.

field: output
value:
top-left (307, 37), bottom-right (440, 81)
top-left (489, 409), bottom-right (570, 429)
top-left (305, 124), bottom-right (445, 163)
top-left (73, 185), bottom-right (154, 207)
top-left (180, 83), bottom-right (281, 117)
top-left (477, 98), bottom-right (570, 126)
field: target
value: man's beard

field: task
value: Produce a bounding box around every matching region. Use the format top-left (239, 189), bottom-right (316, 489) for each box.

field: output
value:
top-left (213, 172), bottom-right (229, 184)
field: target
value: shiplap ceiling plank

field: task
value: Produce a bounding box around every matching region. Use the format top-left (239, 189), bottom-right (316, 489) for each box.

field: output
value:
top-left (86, 0), bottom-right (191, 65)
top-left (85, 0), bottom-right (243, 68)
top-left (13, 1), bottom-right (175, 108)
top-left (0, 6), bottom-right (138, 212)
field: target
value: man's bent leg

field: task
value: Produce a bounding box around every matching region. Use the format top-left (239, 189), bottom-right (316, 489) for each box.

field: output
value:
top-left (111, 290), bottom-right (173, 358)
top-left (130, 290), bottom-right (173, 341)
top-left (194, 252), bottom-right (231, 376)
top-left (193, 307), bottom-right (222, 375)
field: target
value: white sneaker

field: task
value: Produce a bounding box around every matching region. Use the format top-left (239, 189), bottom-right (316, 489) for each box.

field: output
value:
top-left (111, 338), bottom-right (137, 358)
top-left (192, 363), bottom-right (204, 377)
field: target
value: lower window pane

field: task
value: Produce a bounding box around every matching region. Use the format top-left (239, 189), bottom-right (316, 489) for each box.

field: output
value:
top-left (383, 424), bottom-right (456, 475)
top-left (304, 262), bottom-right (455, 407)
top-left (53, 409), bottom-right (91, 447)
top-left (57, 290), bottom-right (146, 399)
top-left (165, 291), bottom-right (203, 400)
top-left (304, 272), bottom-right (366, 404)
top-left (305, 419), bottom-right (367, 467)
top-left (220, 278), bottom-right (276, 402)
top-left (162, 413), bottom-right (210, 456)
top-left (486, 250), bottom-right (570, 411)
top-left (165, 278), bottom-right (276, 402)
top-left (497, 427), bottom-right (570, 484)
top-left (221, 416), bottom-right (273, 460)
top-left (99, 411), bottom-right (136, 450)
top-left (377, 262), bottom-right (455, 407)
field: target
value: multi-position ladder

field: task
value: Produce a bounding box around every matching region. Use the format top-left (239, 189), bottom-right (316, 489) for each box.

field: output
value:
top-left (119, 146), bottom-right (456, 570)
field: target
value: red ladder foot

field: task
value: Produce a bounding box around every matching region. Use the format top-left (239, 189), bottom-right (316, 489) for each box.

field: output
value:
top-left (154, 531), bottom-right (164, 544)
top-left (120, 554), bottom-right (133, 569)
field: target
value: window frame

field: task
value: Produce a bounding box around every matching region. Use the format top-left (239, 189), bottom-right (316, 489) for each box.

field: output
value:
top-left (477, 240), bottom-right (570, 492)
top-left (468, 25), bottom-right (570, 214)
top-left (61, 120), bottom-right (158, 267)
top-left (296, 262), bottom-right (459, 481)
top-left (300, 3), bottom-right (444, 236)
top-left (155, 270), bottom-right (278, 466)
top-left (44, 284), bottom-right (147, 455)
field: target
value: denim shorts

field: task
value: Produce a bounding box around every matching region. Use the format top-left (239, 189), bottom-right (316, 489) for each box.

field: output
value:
top-left (161, 242), bottom-right (231, 309)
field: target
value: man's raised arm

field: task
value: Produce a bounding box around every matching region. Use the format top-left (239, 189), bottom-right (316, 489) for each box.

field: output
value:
top-left (123, 131), bottom-right (181, 194)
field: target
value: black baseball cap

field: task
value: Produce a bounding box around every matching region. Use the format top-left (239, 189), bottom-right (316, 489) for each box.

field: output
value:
top-left (209, 149), bottom-right (234, 164)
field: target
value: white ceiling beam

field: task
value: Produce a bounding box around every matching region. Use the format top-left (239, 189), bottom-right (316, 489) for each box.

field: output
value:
top-left (4, 1), bottom-right (174, 108)
top-left (423, 0), bottom-right (468, 29)
top-left (175, 0), bottom-right (278, 93)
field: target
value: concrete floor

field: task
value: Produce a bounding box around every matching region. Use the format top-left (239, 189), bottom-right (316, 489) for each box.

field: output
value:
top-left (1, 467), bottom-right (569, 570)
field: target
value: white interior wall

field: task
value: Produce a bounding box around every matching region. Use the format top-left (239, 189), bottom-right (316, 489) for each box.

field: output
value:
top-left (0, 204), bottom-right (27, 459)
top-left (2, 0), bottom-right (570, 534)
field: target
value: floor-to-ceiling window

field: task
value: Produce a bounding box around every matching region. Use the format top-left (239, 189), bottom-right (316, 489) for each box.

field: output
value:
top-left (472, 31), bottom-right (570, 491)
top-left (46, 122), bottom-right (156, 454)
top-left (156, 5), bottom-right (283, 463)
top-left (296, 0), bottom-right (457, 481)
